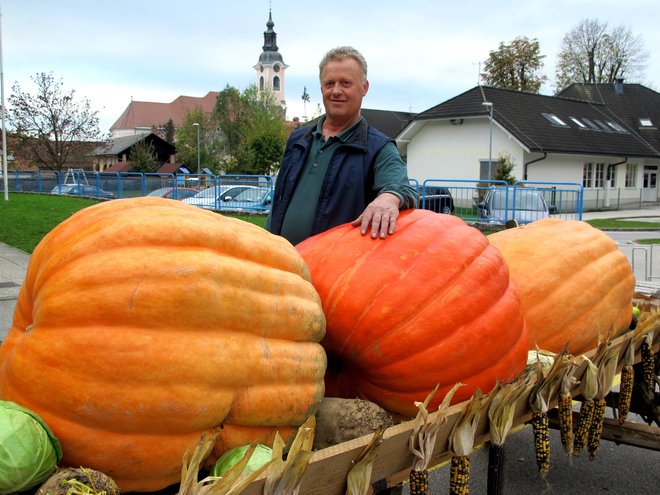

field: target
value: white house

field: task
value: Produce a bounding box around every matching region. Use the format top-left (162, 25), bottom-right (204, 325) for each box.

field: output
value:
top-left (397, 82), bottom-right (660, 209)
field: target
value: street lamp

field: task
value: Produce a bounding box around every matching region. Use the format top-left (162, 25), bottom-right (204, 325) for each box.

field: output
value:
top-left (192, 123), bottom-right (200, 174)
top-left (482, 101), bottom-right (493, 181)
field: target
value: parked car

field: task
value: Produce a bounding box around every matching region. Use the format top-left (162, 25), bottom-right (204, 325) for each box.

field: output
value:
top-left (147, 187), bottom-right (200, 200)
top-left (216, 186), bottom-right (273, 213)
top-left (478, 187), bottom-right (551, 224)
top-left (182, 185), bottom-right (251, 210)
top-left (50, 184), bottom-right (115, 199)
top-left (419, 186), bottom-right (454, 214)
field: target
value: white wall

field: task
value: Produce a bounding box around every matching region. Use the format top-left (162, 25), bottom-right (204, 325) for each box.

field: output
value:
top-left (407, 118), bottom-right (531, 183)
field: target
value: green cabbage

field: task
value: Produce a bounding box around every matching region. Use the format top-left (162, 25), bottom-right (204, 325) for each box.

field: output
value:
top-left (0, 401), bottom-right (63, 494)
top-left (212, 444), bottom-right (272, 477)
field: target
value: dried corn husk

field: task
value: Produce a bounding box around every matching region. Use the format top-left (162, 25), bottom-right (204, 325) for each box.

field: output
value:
top-left (409, 383), bottom-right (463, 471)
top-left (264, 415), bottom-right (316, 495)
top-left (578, 356), bottom-right (599, 402)
top-left (488, 378), bottom-right (529, 447)
top-left (345, 428), bottom-right (384, 495)
top-left (177, 433), bottom-right (274, 495)
top-left (529, 350), bottom-right (571, 415)
top-left (449, 389), bottom-right (490, 458)
top-left (594, 339), bottom-right (620, 401)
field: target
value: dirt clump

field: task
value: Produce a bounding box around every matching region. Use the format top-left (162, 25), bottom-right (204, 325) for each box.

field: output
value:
top-left (36, 467), bottom-right (120, 495)
top-left (313, 397), bottom-right (396, 450)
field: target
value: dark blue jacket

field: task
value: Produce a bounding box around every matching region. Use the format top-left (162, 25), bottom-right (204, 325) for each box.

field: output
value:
top-left (267, 118), bottom-right (405, 238)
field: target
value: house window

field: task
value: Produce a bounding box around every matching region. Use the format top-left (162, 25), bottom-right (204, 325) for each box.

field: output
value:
top-left (594, 120), bottom-right (613, 132)
top-left (259, 76), bottom-right (264, 91)
top-left (479, 159), bottom-right (501, 181)
top-left (625, 163), bottom-right (638, 188)
top-left (570, 117), bottom-right (587, 129)
top-left (594, 163), bottom-right (606, 188)
top-left (581, 118), bottom-right (601, 131)
top-left (583, 163), bottom-right (593, 188)
top-left (273, 76), bottom-right (280, 91)
top-left (542, 113), bottom-right (569, 127)
top-left (608, 165), bottom-right (616, 187)
top-left (639, 118), bottom-right (654, 127)
top-left (607, 121), bottom-right (628, 133)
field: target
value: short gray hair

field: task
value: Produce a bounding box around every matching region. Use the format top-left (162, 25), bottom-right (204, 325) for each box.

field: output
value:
top-left (319, 46), bottom-right (368, 82)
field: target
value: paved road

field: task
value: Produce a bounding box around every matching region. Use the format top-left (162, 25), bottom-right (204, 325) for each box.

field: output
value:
top-left (401, 425), bottom-right (659, 495)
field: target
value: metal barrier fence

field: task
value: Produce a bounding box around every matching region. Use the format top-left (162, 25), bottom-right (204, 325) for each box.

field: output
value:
top-left (1, 170), bottom-right (274, 214)
top-left (414, 179), bottom-right (584, 224)
top-left (3, 171), bottom-right (583, 222)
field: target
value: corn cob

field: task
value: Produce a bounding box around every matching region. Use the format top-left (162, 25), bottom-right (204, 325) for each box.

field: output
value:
top-left (587, 398), bottom-right (607, 459)
top-left (448, 389), bottom-right (489, 495)
top-left (617, 365), bottom-right (634, 424)
top-left (531, 412), bottom-right (550, 478)
top-left (558, 392), bottom-right (574, 455)
top-left (409, 469), bottom-right (429, 495)
top-left (450, 455), bottom-right (470, 495)
top-left (573, 399), bottom-right (594, 455)
top-left (487, 444), bottom-right (505, 495)
top-left (640, 338), bottom-right (656, 392)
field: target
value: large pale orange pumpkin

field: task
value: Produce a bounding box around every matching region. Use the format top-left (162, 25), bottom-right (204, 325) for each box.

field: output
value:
top-left (0, 197), bottom-right (326, 492)
top-left (296, 209), bottom-right (528, 417)
top-left (488, 218), bottom-right (635, 354)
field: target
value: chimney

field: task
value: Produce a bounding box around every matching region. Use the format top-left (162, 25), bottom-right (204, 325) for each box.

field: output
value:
top-left (614, 77), bottom-right (624, 94)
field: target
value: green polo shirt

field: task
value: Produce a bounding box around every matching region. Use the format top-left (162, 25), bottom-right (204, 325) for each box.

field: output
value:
top-left (278, 117), bottom-right (413, 245)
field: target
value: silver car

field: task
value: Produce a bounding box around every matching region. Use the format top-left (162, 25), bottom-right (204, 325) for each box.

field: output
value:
top-left (478, 187), bottom-right (551, 224)
top-left (182, 185), bottom-right (250, 210)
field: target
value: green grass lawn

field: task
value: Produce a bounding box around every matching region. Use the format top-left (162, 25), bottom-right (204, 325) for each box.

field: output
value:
top-left (2, 193), bottom-right (660, 254)
top-left (0, 193), bottom-right (267, 254)
top-left (585, 218), bottom-right (660, 230)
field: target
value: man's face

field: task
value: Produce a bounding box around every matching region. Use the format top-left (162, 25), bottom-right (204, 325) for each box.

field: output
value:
top-left (320, 57), bottom-right (369, 125)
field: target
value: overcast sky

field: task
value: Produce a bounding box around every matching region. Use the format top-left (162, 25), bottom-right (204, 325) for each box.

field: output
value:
top-left (3, 0), bottom-right (659, 133)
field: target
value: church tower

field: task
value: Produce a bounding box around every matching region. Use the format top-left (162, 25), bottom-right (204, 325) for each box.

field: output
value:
top-left (254, 10), bottom-right (287, 109)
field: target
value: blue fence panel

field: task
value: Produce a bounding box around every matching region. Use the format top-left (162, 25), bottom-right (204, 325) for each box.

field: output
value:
top-left (413, 178), bottom-right (583, 224)
top-left (3, 171), bottom-right (581, 222)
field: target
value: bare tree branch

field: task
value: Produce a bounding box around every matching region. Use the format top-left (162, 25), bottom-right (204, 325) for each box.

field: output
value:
top-left (8, 72), bottom-right (106, 170)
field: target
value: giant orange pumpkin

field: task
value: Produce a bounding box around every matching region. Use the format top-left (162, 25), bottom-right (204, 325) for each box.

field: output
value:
top-left (488, 218), bottom-right (635, 354)
top-left (296, 209), bottom-right (528, 417)
top-left (0, 197), bottom-right (326, 492)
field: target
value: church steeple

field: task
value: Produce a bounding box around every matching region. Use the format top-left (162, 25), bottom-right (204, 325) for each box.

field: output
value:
top-left (254, 9), bottom-right (287, 109)
top-left (262, 11), bottom-right (278, 52)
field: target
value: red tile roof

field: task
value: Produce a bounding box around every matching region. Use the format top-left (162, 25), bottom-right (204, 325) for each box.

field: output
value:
top-left (111, 92), bottom-right (220, 131)
top-left (105, 162), bottom-right (133, 173)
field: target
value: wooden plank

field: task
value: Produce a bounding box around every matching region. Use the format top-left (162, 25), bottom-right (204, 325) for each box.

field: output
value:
top-left (549, 411), bottom-right (660, 451)
top-left (240, 329), bottom-right (659, 495)
top-left (599, 417), bottom-right (660, 451)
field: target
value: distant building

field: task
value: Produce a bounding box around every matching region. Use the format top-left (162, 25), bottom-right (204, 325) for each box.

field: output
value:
top-left (93, 133), bottom-right (176, 172)
top-left (109, 93), bottom-right (219, 138)
top-left (254, 10), bottom-right (287, 110)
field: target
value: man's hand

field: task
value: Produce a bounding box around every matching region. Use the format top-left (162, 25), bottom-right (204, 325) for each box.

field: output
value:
top-left (351, 192), bottom-right (401, 239)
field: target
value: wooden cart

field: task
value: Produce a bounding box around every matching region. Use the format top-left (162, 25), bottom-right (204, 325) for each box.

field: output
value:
top-left (237, 321), bottom-right (659, 495)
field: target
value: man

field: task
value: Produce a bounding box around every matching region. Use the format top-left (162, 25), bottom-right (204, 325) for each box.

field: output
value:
top-left (266, 46), bottom-right (417, 245)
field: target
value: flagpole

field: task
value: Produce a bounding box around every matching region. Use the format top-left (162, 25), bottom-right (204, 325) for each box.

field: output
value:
top-left (0, 1), bottom-right (8, 201)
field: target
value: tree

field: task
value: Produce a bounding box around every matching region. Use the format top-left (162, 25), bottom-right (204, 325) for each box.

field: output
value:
top-left (162, 119), bottom-right (176, 144)
top-left (482, 37), bottom-right (547, 93)
top-left (175, 108), bottom-right (216, 173)
top-left (494, 151), bottom-right (517, 185)
top-left (214, 85), bottom-right (287, 175)
top-left (554, 19), bottom-right (648, 91)
top-left (128, 138), bottom-right (158, 173)
top-left (7, 72), bottom-right (105, 170)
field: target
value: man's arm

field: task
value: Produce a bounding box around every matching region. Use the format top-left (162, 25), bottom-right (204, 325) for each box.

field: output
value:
top-left (351, 142), bottom-right (418, 238)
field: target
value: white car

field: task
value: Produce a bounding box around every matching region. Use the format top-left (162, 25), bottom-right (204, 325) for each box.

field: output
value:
top-left (182, 185), bottom-right (250, 210)
top-left (478, 187), bottom-right (552, 224)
